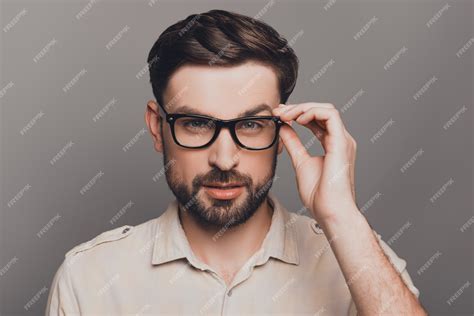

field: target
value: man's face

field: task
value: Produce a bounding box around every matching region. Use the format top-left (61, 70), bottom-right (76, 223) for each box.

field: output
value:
top-left (146, 61), bottom-right (284, 229)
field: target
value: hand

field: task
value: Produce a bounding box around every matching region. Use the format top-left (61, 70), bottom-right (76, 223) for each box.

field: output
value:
top-left (272, 102), bottom-right (358, 224)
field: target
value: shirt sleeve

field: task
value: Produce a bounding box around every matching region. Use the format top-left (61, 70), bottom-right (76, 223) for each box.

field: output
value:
top-left (347, 230), bottom-right (420, 316)
top-left (45, 259), bottom-right (81, 316)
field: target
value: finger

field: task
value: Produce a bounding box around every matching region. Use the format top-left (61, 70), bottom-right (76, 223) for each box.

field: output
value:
top-left (281, 102), bottom-right (336, 110)
top-left (274, 102), bottom-right (335, 118)
top-left (274, 103), bottom-right (297, 117)
top-left (278, 123), bottom-right (312, 171)
top-left (276, 104), bottom-right (334, 121)
top-left (274, 103), bottom-right (346, 144)
top-left (275, 104), bottom-right (337, 134)
top-left (293, 107), bottom-right (345, 139)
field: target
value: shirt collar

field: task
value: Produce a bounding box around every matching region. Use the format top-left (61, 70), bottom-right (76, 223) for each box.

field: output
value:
top-left (151, 191), bottom-right (300, 267)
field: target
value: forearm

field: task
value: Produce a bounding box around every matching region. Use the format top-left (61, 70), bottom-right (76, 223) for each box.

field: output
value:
top-left (318, 206), bottom-right (427, 315)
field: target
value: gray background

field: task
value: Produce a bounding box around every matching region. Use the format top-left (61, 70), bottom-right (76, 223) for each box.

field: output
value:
top-left (1, 0), bottom-right (473, 315)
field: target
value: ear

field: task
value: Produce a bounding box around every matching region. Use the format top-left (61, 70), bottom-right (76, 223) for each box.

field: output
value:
top-left (145, 100), bottom-right (164, 153)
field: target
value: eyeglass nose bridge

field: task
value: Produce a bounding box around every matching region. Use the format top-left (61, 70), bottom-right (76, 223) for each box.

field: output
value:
top-left (206, 119), bottom-right (244, 149)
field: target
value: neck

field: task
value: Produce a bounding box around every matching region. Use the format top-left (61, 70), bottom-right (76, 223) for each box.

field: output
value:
top-left (178, 197), bottom-right (274, 284)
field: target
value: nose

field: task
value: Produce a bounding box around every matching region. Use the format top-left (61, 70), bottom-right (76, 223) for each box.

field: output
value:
top-left (208, 127), bottom-right (240, 171)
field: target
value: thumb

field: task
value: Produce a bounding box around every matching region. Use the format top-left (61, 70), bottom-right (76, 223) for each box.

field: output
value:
top-left (279, 124), bottom-right (311, 171)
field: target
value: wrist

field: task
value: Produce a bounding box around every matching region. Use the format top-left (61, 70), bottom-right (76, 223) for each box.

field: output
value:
top-left (317, 203), bottom-right (364, 233)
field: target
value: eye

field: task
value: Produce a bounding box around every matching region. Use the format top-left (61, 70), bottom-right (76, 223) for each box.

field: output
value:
top-left (179, 118), bottom-right (214, 131)
top-left (240, 120), bottom-right (263, 130)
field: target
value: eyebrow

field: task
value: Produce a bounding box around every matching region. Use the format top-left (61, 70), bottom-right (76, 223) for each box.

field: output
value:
top-left (172, 103), bottom-right (273, 118)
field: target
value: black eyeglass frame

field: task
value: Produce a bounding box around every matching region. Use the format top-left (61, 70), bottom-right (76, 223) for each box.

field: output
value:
top-left (157, 103), bottom-right (284, 150)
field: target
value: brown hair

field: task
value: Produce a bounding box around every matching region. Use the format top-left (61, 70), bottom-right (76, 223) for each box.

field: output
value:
top-left (147, 9), bottom-right (299, 106)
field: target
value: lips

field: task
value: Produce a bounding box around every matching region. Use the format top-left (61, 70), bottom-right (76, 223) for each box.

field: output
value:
top-left (202, 182), bottom-right (245, 200)
top-left (204, 185), bottom-right (244, 200)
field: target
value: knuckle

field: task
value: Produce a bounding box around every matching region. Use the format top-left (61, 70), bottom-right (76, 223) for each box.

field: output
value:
top-left (329, 108), bottom-right (340, 116)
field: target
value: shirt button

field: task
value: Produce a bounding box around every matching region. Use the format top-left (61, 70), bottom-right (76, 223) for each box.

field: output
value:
top-left (122, 227), bottom-right (130, 234)
top-left (227, 290), bottom-right (233, 297)
top-left (311, 221), bottom-right (324, 234)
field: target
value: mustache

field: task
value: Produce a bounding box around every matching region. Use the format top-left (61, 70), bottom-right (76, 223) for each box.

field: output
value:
top-left (192, 168), bottom-right (253, 189)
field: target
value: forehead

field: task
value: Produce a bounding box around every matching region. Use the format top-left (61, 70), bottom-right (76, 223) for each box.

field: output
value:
top-left (162, 61), bottom-right (280, 119)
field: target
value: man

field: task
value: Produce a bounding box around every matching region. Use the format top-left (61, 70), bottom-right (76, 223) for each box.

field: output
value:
top-left (46, 9), bottom-right (427, 315)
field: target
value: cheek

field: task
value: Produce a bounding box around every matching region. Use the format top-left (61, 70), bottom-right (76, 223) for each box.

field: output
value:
top-left (241, 152), bottom-right (276, 180)
top-left (168, 150), bottom-right (208, 184)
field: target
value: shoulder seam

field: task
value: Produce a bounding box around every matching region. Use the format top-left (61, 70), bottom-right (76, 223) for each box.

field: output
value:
top-left (65, 225), bottom-right (134, 258)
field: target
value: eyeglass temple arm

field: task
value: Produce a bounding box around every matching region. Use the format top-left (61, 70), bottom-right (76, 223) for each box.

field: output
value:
top-left (157, 103), bottom-right (168, 117)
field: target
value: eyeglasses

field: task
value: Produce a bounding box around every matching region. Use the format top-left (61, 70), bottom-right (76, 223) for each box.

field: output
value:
top-left (157, 103), bottom-right (284, 150)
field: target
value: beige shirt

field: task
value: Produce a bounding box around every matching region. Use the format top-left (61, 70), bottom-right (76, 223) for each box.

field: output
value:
top-left (45, 191), bottom-right (420, 316)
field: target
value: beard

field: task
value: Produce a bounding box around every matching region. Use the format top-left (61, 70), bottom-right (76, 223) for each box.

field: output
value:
top-left (162, 137), bottom-right (278, 230)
